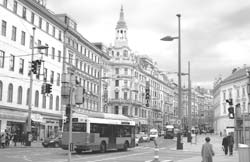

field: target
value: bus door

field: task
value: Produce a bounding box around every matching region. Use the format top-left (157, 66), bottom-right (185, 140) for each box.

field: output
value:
top-left (108, 125), bottom-right (116, 148)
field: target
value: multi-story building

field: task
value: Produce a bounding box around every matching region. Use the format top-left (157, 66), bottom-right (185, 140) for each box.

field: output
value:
top-left (0, 0), bottom-right (64, 140)
top-left (213, 66), bottom-right (250, 139)
top-left (106, 6), bottom-right (174, 133)
top-left (55, 14), bottom-right (109, 115)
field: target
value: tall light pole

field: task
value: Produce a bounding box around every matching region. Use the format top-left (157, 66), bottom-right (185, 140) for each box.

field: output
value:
top-left (161, 14), bottom-right (182, 122)
top-left (27, 27), bottom-right (48, 146)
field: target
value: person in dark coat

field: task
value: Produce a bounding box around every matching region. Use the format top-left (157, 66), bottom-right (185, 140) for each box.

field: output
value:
top-left (227, 132), bottom-right (234, 155)
top-left (222, 135), bottom-right (228, 155)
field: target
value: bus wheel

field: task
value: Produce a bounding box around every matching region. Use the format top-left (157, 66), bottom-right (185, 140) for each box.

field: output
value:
top-left (100, 142), bottom-right (106, 153)
top-left (123, 141), bottom-right (129, 151)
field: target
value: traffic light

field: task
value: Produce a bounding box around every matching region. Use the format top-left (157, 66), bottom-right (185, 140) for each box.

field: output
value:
top-left (45, 83), bottom-right (52, 93)
top-left (228, 106), bottom-right (234, 119)
top-left (145, 88), bottom-right (150, 100)
top-left (226, 98), bottom-right (233, 105)
top-left (31, 61), bottom-right (37, 74)
top-left (65, 104), bottom-right (71, 122)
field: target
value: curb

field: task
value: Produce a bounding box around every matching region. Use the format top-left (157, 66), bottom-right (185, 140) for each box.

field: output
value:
top-left (145, 160), bottom-right (173, 162)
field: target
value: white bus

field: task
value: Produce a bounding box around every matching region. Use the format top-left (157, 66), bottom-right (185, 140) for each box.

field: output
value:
top-left (61, 112), bottom-right (136, 153)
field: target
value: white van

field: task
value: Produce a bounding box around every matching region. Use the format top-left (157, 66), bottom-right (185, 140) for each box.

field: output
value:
top-left (149, 129), bottom-right (158, 140)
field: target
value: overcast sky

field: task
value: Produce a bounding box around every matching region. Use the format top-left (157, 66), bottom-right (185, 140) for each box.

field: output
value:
top-left (47, 0), bottom-right (250, 89)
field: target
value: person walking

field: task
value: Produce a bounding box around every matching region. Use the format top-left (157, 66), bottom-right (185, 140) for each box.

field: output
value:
top-left (1, 132), bottom-right (6, 148)
top-left (201, 137), bottom-right (215, 162)
top-left (222, 135), bottom-right (229, 155)
top-left (227, 132), bottom-right (234, 155)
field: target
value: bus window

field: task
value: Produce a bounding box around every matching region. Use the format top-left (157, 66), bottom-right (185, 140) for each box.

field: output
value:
top-left (63, 123), bottom-right (86, 132)
top-left (120, 126), bottom-right (131, 137)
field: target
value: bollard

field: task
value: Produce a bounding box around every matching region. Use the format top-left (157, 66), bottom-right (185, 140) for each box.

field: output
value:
top-left (152, 147), bottom-right (160, 162)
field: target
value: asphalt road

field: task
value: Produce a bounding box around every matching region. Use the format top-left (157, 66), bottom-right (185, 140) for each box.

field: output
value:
top-left (0, 137), bottom-right (200, 162)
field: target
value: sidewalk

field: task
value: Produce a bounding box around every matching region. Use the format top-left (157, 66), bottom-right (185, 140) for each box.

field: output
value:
top-left (171, 134), bottom-right (238, 162)
top-left (0, 141), bottom-right (43, 149)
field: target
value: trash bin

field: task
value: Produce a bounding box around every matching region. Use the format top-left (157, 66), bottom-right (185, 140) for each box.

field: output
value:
top-left (238, 144), bottom-right (250, 162)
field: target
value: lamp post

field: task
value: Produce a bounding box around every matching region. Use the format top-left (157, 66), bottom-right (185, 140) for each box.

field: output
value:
top-left (26, 27), bottom-right (48, 146)
top-left (161, 14), bottom-right (182, 122)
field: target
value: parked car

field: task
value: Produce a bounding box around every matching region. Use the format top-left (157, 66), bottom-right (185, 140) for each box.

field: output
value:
top-left (42, 134), bottom-right (62, 148)
top-left (140, 132), bottom-right (150, 142)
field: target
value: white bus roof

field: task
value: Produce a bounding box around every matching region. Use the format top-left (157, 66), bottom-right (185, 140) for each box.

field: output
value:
top-left (72, 112), bottom-right (135, 126)
top-left (166, 125), bottom-right (174, 128)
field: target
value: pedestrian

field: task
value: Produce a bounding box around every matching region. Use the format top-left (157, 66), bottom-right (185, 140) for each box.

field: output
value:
top-left (1, 132), bottom-right (6, 148)
top-left (227, 132), bottom-right (234, 155)
top-left (21, 131), bottom-right (25, 145)
top-left (222, 135), bottom-right (228, 155)
top-left (13, 131), bottom-right (18, 147)
top-left (201, 137), bottom-right (215, 162)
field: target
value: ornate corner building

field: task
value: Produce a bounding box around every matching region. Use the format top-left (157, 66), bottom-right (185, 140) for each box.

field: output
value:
top-left (105, 6), bottom-right (175, 133)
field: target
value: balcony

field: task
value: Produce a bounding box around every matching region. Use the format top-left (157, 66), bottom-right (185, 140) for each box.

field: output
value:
top-left (109, 98), bottom-right (131, 104)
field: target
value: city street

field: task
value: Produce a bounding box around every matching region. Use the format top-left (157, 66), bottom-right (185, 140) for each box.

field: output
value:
top-left (0, 137), bottom-right (201, 162)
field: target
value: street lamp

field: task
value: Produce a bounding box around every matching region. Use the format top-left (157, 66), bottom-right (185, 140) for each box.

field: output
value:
top-left (26, 27), bottom-right (48, 146)
top-left (161, 14), bottom-right (182, 122)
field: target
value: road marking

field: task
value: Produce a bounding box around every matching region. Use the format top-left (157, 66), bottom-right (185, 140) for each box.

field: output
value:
top-left (23, 155), bottom-right (32, 162)
top-left (71, 151), bottom-right (153, 162)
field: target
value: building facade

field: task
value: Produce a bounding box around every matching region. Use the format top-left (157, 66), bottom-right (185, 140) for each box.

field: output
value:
top-left (213, 66), bottom-right (250, 139)
top-left (0, 0), bottom-right (64, 140)
top-left (106, 6), bottom-right (174, 133)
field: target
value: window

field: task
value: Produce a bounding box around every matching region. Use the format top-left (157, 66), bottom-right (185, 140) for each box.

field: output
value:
top-left (57, 73), bottom-right (60, 86)
top-left (123, 50), bottom-right (128, 57)
top-left (11, 26), bottom-right (16, 41)
top-left (9, 55), bottom-right (15, 71)
top-left (117, 52), bottom-right (120, 57)
top-left (43, 68), bottom-right (47, 82)
top-left (50, 71), bottom-right (54, 84)
top-left (242, 87), bottom-right (246, 97)
top-left (2, 20), bottom-right (7, 36)
top-left (3, 0), bottom-right (7, 7)
top-left (13, 1), bottom-right (17, 13)
top-left (75, 58), bottom-right (79, 68)
top-left (243, 102), bottom-right (246, 111)
top-left (38, 17), bottom-right (44, 28)
top-left (37, 40), bottom-right (41, 53)
top-left (115, 68), bottom-right (119, 74)
top-left (35, 91), bottom-right (39, 107)
top-left (7, 83), bottom-right (13, 103)
top-left (58, 31), bottom-right (62, 41)
top-left (21, 31), bottom-right (25, 45)
top-left (237, 89), bottom-right (240, 98)
top-left (124, 68), bottom-right (128, 75)
top-left (46, 22), bottom-right (49, 33)
top-left (45, 43), bottom-right (48, 56)
top-left (19, 58), bottom-right (24, 74)
top-left (52, 26), bottom-right (55, 37)
top-left (69, 52), bottom-right (73, 64)
top-left (42, 95), bottom-right (46, 109)
top-left (124, 92), bottom-right (128, 100)
top-left (0, 50), bottom-right (5, 68)
top-left (29, 36), bottom-right (33, 49)
top-left (56, 96), bottom-right (59, 111)
top-left (122, 106), bottom-right (128, 116)
top-left (17, 86), bottom-right (22, 104)
top-left (31, 12), bottom-right (35, 24)
top-left (0, 81), bottom-right (3, 101)
top-left (223, 104), bottom-right (226, 114)
top-left (52, 47), bottom-right (55, 59)
top-left (49, 95), bottom-right (53, 110)
top-left (223, 91), bottom-right (226, 100)
top-left (115, 80), bottom-right (119, 87)
top-left (135, 107), bottom-right (138, 116)
top-left (22, 7), bottom-right (26, 19)
top-left (58, 50), bottom-right (61, 62)
top-left (115, 92), bottom-right (119, 99)
top-left (115, 106), bottom-right (119, 114)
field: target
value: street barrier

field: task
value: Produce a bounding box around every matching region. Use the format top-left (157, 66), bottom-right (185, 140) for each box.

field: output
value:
top-left (238, 144), bottom-right (250, 162)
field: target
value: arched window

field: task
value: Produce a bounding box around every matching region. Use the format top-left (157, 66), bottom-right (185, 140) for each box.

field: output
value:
top-left (26, 88), bottom-right (30, 105)
top-left (49, 94), bottom-right (53, 110)
top-left (35, 90), bottom-right (39, 107)
top-left (17, 86), bottom-right (22, 104)
top-left (56, 96), bottom-right (59, 111)
top-left (42, 95), bottom-right (46, 109)
top-left (123, 50), bottom-right (128, 57)
top-left (0, 81), bottom-right (3, 101)
top-left (7, 83), bottom-right (13, 102)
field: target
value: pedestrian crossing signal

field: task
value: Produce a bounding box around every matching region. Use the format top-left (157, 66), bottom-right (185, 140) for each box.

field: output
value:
top-left (228, 107), bottom-right (234, 119)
